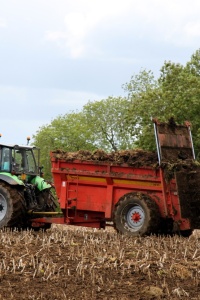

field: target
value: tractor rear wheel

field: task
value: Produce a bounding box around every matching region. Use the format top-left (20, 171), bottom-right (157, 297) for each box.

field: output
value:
top-left (27, 189), bottom-right (58, 231)
top-left (113, 192), bottom-right (160, 237)
top-left (0, 183), bottom-right (26, 229)
top-left (36, 189), bottom-right (58, 212)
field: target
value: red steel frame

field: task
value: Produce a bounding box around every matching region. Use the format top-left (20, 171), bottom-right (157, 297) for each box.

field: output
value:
top-left (31, 120), bottom-right (194, 231)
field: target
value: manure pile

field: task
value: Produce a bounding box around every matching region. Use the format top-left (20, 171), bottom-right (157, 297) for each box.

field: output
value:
top-left (52, 118), bottom-right (195, 168)
top-left (52, 149), bottom-right (159, 167)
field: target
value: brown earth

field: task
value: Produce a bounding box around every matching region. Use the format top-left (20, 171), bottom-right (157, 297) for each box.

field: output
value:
top-left (0, 225), bottom-right (200, 300)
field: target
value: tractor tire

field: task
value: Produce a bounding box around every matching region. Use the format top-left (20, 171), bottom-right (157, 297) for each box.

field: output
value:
top-left (36, 189), bottom-right (58, 212)
top-left (113, 192), bottom-right (160, 237)
top-left (0, 183), bottom-right (26, 229)
top-left (27, 189), bottom-right (58, 231)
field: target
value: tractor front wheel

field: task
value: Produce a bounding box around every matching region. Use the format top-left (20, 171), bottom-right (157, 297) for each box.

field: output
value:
top-left (113, 192), bottom-right (160, 237)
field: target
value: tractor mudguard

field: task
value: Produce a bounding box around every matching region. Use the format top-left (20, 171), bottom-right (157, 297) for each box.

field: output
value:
top-left (0, 173), bottom-right (25, 186)
top-left (30, 176), bottom-right (52, 191)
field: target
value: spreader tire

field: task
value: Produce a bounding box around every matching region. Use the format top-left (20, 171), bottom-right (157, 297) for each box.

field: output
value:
top-left (179, 229), bottom-right (193, 237)
top-left (113, 192), bottom-right (160, 237)
top-left (0, 183), bottom-right (26, 229)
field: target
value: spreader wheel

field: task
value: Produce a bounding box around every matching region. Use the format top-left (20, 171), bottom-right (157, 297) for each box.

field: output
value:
top-left (179, 229), bottom-right (193, 237)
top-left (113, 192), bottom-right (160, 237)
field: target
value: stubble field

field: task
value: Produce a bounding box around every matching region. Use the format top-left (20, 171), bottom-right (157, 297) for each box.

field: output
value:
top-left (0, 225), bottom-right (199, 300)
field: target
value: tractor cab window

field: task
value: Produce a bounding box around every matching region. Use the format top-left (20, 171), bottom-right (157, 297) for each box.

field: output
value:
top-left (12, 148), bottom-right (37, 174)
top-left (26, 150), bottom-right (37, 173)
top-left (13, 149), bottom-right (25, 171)
top-left (0, 147), bottom-right (11, 172)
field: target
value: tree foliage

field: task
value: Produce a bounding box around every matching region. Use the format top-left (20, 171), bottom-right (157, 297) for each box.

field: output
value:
top-left (33, 111), bottom-right (97, 179)
top-left (33, 97), bottom-right (133, 178)
top-left (124, 49), bottom-right (200, 154)
top-left (33, 48), bottom-right (200, 179)
top-left (123, 69), bottom-right (161, 150)
top-left (82, 96), bottom-right (134, 151)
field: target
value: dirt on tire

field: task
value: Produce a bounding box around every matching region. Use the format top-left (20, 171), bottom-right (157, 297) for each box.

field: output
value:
top-left (0, 182), bottom-right (26, 228)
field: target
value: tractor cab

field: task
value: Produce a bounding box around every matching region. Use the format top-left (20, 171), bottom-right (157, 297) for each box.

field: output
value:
top-left (0, 144), bottom-right (40, 177)
top-left (0, 142), bottom-right (56, 230)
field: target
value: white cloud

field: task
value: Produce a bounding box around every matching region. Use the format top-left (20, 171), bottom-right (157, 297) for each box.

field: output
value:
top-left (0, 118), bottom-right (42, 145)
top-left (0, 85), bottom-right (105, 144)
top-left (45, 31), bottom-right (66, 42)
top-left (44, 0), bottom-right (200, 57)
top-left (184, 21), bottom-right (200, 37)
top-left (0, 17), bottom-right (6, 28)
top-left (45, 0), bottom-right (133, 58)
top-left (49, 89), bottom-right (105, 108)
top-left (2, 0), bottom-right (200, 145)
top-left (140, 1), bottom-right (200, 47)
top-left (63, 12), bottom-right (91, 58)
top-left (0, 85), bottom-right (27, 103)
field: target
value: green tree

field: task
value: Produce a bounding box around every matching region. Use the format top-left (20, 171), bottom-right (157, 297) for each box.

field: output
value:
top-left (33, 48), bottom-right (200, 179)
top-left (33, 111), bottom-right (96, 179)
top-left (124, 50), bottom-right (200, 154)
top-left (123, 69), bottom-right (161, 150)
top-left (83, 96), bottom-right (134, 151)
top-left (33, 97), bottom-right (136, 178)
top-left (158, 54), bottom-right (200, 153)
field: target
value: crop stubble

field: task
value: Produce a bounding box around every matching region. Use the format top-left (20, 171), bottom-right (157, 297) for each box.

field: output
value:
top-left (0, 226), bottom-right (199, 299)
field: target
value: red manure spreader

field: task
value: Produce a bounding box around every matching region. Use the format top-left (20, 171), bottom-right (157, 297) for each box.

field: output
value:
top-left (1, 119), bottom-right (200, 237)
top-left (33, 119), bottom-right (200, 237)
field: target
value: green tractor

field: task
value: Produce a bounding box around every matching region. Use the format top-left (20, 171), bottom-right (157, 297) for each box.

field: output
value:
top-left (0, 142), bottom-right (57, 230)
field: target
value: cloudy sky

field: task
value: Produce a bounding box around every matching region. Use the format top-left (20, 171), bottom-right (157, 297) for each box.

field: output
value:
top-left (0, 0), bottom-right (200, 145)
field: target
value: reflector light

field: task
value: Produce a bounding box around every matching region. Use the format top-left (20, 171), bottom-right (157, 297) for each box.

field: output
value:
top-left (21, 173), bottom-right (26, 181)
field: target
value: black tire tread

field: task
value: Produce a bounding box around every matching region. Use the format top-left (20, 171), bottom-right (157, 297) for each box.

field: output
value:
top-left (36, 189), bottom-right (58, 212)
top-left (179, 229), bottom-right (193, 237)
top-left (113, 192), bottom-right (160, 236)
top-left (0, 182), bottom-right (26, 228)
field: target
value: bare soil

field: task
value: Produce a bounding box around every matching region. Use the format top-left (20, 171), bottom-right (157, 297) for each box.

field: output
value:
top-left (0, 225), bottom-right (200, 300)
